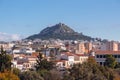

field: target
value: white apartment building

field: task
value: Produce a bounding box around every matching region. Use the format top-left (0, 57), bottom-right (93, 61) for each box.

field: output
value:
top-left (95, 51), bottom-right (120, 65)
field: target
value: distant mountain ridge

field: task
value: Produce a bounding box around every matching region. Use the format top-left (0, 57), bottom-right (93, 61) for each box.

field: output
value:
top-left (27, 23), bottom-right (94, 41)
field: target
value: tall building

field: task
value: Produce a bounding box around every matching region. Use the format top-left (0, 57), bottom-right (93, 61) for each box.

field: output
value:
top-left (118, 43), bottom-right (120, 51)
top-left (84, 42), bottom-right (93, 53)
top-left (106, 41), bottom-right (118, 51)
top-left (76, 42), bottom-right (85, 54)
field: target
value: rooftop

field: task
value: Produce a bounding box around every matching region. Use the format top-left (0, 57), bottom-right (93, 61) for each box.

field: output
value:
top-left (95, 51), bottom-right (120, 54)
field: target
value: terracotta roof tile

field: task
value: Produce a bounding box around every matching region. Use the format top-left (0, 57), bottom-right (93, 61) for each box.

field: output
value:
top-left (95, 51), bottom-right (120, 54)
top-left (74, 54), bottom-right (88, 56)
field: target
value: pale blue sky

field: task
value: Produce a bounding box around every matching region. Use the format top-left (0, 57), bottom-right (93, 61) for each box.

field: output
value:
top-left (0, 0), bottom-right (120, 41)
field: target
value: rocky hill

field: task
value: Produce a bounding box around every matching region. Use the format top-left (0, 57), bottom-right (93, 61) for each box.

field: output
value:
top-left (27, 23), bottom-right (94, 41)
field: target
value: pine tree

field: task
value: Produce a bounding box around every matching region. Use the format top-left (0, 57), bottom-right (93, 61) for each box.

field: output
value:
top-left (35, 53), bottom-right (54, 71)
top-left (0, 46), bottom-right (12, 72)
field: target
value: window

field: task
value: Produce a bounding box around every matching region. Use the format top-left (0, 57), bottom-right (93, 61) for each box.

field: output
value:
top-left (118, 55), bottom-right (120, 58)
top-left (63, 63), bottom-right (65, 66)
top-left (96, 55), bottom-right (99, 58)
top-left (114, 55), bottom-right (117, 58)
top-left (100, 62), bottom-right (102, 65)
top-left (100, 55), bottom-right (102, 58)
top-left (103, 55), bottom-right (106, 58)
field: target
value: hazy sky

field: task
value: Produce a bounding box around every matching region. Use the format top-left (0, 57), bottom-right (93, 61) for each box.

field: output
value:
top-left (0, 0), bottom-right (120, 41)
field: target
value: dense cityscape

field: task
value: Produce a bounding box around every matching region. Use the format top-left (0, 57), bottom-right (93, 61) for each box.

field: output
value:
top-left (1, 0), bottom-right (120, 80)
top-left (1, 34), bottom-right (120, 70)
top-left (1, 30), bottom-right (120, 80)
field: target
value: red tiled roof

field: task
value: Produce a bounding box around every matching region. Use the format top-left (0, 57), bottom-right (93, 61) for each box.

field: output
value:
top-left (74, 54), bottom-right (88, 56)
top-left (32, 52), bottom-right (39, 57)
top-left (61, 52), bottom-right (88, 56)
top-left (95, 51), bottom-right (120, 54)
top-left (61, 52), bottom-right (74, 56)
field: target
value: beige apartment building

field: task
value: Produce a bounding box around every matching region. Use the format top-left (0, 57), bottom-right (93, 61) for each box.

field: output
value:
top-left (84, 42), bottom-right (93, 53)
top-left (106, 41), bottom-right (118, 51)
top-left (76, 42), bottom-right (85, 54)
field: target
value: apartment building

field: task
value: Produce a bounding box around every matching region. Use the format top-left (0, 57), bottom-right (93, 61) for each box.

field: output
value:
top-left (76, 42), bottom-right (85, 54)
top-left (106, 41), bottom-right (118, 51)
top-left (95, 51), bottom-right (120, 65)
top-left (84, 42), bottom-right (93, 53)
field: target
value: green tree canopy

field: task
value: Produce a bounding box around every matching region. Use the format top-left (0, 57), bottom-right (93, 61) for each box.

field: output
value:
top-left (64, 58), bottom-right (116, 80)
top-left (0, 46), bottom-right (12, 72)
top-left (0, 71), bottom-right (20, 80)
top-left (43, 69), bottom-right (61, 80)
top-left (19, 71), bottom-right (43, 80)
top-left (105, 55), bottom-right (117, 69)
top-left (35, 53), bottom-right (55, 71)
top-left (12, 68), bottom-right (21, 76)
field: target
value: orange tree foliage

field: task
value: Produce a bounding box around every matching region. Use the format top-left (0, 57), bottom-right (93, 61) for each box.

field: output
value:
top-left (0, 71), bottom-right (19, 80)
